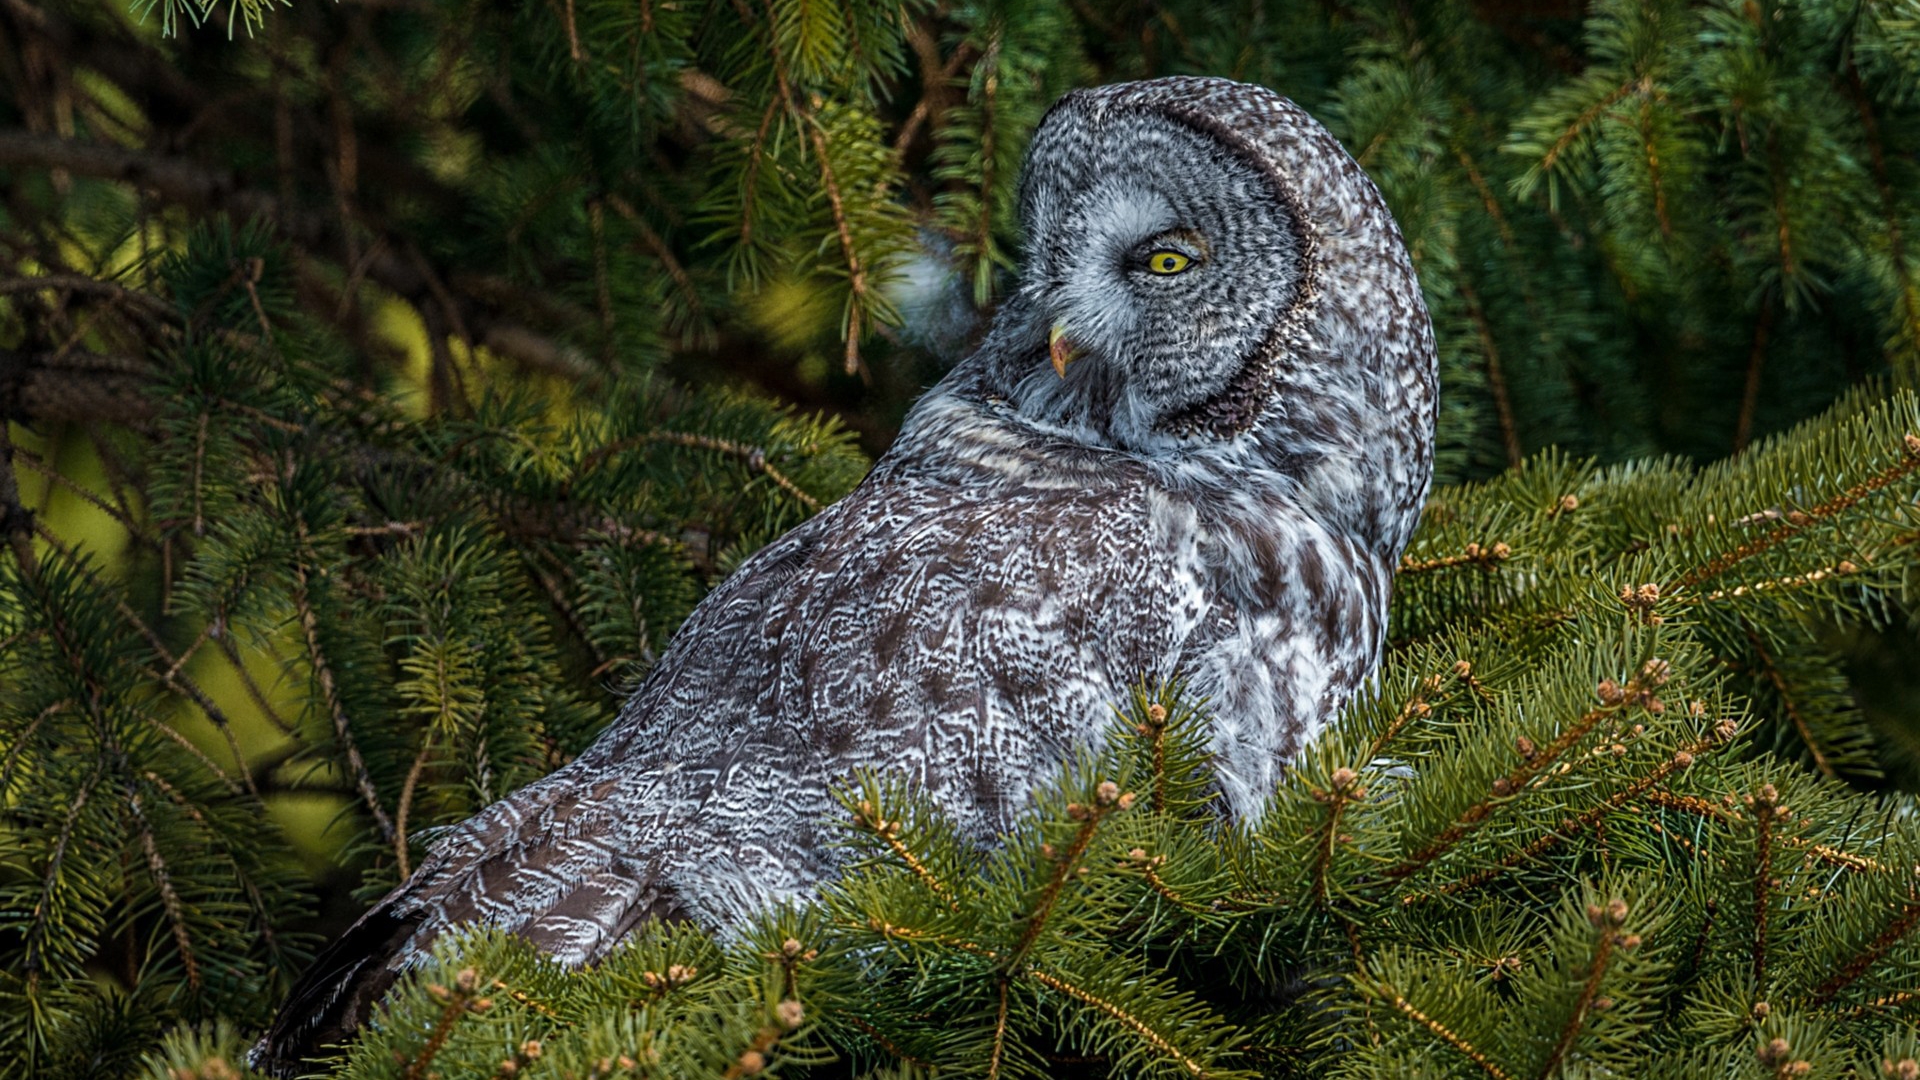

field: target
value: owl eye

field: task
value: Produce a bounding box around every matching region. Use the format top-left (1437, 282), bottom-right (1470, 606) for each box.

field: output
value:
top-left (1145, 250), bottom-right (1193, 275)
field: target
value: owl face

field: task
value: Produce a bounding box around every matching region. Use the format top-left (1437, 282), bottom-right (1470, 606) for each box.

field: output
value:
top-left (1008, 99), bottom-right (1305, 444)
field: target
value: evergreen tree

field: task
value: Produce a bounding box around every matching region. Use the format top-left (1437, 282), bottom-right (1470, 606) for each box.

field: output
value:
top-left (6, 1), bottom-right (1920, 1076)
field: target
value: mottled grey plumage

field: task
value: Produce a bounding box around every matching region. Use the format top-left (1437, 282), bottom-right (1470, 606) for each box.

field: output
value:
top-left (254, 76), bottom-right (1436, 1073)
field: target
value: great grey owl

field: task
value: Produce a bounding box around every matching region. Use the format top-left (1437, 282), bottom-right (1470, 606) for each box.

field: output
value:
top-left (253, 75), bottom-right (1437, 1073)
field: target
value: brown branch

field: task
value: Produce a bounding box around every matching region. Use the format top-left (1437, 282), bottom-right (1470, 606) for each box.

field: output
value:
top-left (1535, 927), bottom-right (1617, 1079)
top-left (1414, 736), bottom-right (1721, 902)
top-left (1027, 968), bottom-right (1211, 1078)
top-left (1372, 979), bottom-right (1515, 1080)
top-left (394, 727), bottom-right (435, 880)
top-left (1, 345), bottom-right (159, 426)
top-left (1399, 541), bottom-right (1512, 575)
top-left (805, 113), bottom-right (869, 378)
top-left (9, 448), bottom-right (157, 550)
top-left (1741, 624), bottom-right (1834, 778)
top-left (1454, 147), bottom-right (1517, 249)
top-left (127, 784), bottom-right (202, 991)
top-left (1459, 279), bottom-right (1522, 468)
top-left (29, 521), bottom-right (260, 800)
top-left (291, 528), bottom-right (397, 846)
top-left (1136, 862), bottom-right (1216, 917)
top-left (988, 976), bottom-right (1010, 1080)
top-left (849, 798), bottom-right (958, 911)
top-left (1672, 433), bottom-right (1920, 593)
top-left (403, 972), bottom-right (482, 1080)
top-left (1005, 786), bottom-right (1133, 969)
top-left (1636, 94), bottom-right (1673, 240)
top-left (830, 1009), bottom-right (933, 1069)
top-left (1734, 303), bottom-right (1775, 454)
top-left (1386, 692), bottom-right (1632, 880)
top-left (1751, 785), bottom-right (1777, 998)
top-left (572, 429), bottom-right (823, 512)
top-left (1809, 892), bottom-right (1920, 1007)
top-left (1539, 80), bottom-right (1636, 172)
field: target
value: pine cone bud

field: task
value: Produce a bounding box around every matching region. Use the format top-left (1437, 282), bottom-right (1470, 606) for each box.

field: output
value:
top-left (1096, 780), bottom-right (1120, 805)
top-left (737, 1049), bottom-right (766, 1075)
top-left (778, 999), bottom-right (805, 1029)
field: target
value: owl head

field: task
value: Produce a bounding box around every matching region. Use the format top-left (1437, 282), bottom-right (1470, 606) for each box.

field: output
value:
top-left (977, 77), bottom-right (1437, 554)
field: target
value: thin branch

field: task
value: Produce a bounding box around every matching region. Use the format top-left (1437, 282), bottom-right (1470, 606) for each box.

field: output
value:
top-left (290, 528), bottom-right (397, 846)
top-left (1672, 434), bottom-right (1920, 593)
top-left (126, 784), bottom-right (203, 991)
top-left (1535, 927), bottom-right (1616, 1079)
top-left (1741, 624), bottom-right (1834, 778)
top-left (1734, 303), bottom-right (1775, 454)
top-left (572, 429), bottom-right (822, 512)
top-left (1371, 978), bottom-right (1515, 1080)
top-left (1809, 892), bottom-right (1920, 1007)
top-left (1459, 279), bottom-right (1522, 469)
top-left (1027, 967), bottom-right (1210, 1078)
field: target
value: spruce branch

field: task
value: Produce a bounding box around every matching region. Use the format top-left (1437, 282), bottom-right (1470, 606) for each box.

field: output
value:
top-left (290, 530), bottom-right (397, 847)
top-left (988, 975), bottom-right (1010, 1080)
top-left (1459, 278), bottom-right (1522, 468)
top-left (1671, 431), bottom-right (1920, 593)
top-left (1741, 624), bottom-right (1836, 778)
top-left (1808, 892), bottom-right (1920, 1008)
top-left (1004, 781), bottom-right (1135, 971)
top-left (1534, 900), bottom-right (1629, 1080)
top-left (1026, 967), bottom-right (1211, 1079)
top-left (405, 967), bottom-right (493, 1080)
top-left (1411, 730), bottom-right (1725, 903)
top-left (1366, 975), bottom-right (1516, 1080)
top-left (127, 784), bottom-right (203, 993)
top-left (1751, 782), bottom-right (1780, 999)
top-left (847, 796), bottom-right (958, 911)
top-left (805, 111), bottom-right (869, 377)
top-left (570, 430), bottom-right (823, 512)
top-left (27, 521), bottom-right (257, 800)
top-left (1387, 661), bottom-right (1667, 880)
top-left (1398, 540), bottom-right (1513, 574)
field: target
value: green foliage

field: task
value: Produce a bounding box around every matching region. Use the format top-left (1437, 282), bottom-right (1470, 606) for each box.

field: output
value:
top-left (9, 0), bottom-right (1920, 1076)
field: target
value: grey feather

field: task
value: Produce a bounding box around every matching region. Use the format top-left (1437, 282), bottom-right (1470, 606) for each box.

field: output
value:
top-left (251, 76), bottom-right (1437, 1074)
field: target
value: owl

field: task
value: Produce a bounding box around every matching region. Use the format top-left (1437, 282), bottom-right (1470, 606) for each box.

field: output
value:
top-left (252, 75), bottom-right (1437, 1074)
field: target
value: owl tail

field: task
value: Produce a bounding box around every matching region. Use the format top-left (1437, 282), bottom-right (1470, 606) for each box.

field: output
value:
top-left (247, 900), bottom-right (423, 1078)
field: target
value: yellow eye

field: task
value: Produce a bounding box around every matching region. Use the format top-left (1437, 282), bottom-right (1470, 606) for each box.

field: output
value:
top-left (1146, 250), bottom-right (1193, 274)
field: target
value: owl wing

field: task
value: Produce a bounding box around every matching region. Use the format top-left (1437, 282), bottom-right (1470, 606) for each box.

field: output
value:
top-left (254, 436), bottom-right (1197, 1075)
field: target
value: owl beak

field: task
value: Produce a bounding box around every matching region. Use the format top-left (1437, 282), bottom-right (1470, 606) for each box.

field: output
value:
top-left (1049, 324), bottom-right (1084, 378)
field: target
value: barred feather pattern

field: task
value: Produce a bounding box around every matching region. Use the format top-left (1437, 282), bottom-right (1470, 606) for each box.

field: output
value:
top-left (253, 76), bottom-right (1436, 1073)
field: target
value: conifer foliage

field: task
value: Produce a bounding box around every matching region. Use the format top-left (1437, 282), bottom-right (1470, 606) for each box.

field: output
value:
top-left (6, 1), bottom-right (1920, 1077)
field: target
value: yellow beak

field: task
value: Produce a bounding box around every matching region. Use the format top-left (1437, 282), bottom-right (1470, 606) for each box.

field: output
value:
top-left (1049, 324), bottom-right (1083, 378)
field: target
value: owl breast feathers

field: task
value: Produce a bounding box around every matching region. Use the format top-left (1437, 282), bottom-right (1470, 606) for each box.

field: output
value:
top-left (252, 75), bottom-right (1437, 1074)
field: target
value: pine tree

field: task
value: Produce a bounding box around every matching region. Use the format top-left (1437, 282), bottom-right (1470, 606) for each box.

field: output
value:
top-left (6, 1), bottom-right (1920, 1077)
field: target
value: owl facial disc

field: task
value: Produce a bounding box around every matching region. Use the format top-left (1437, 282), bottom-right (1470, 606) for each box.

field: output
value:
top-left (1003, 96), bottom-right (1305, 445)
